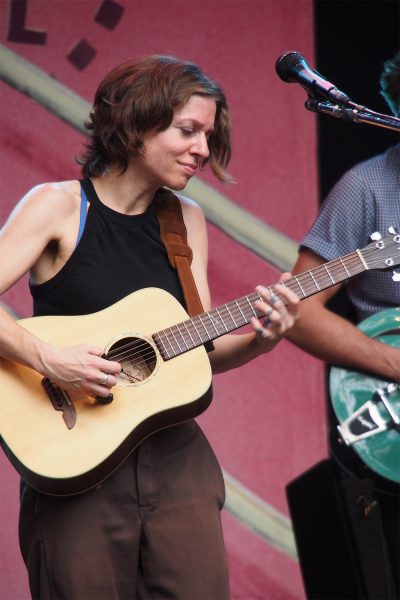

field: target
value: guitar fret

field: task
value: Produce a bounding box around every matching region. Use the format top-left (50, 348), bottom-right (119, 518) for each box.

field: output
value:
top-left (323, 264), bottom-right (335, 284)
top-left (209, 310), bottom-right (226, 335)
top-left (182, 322), bottom-right (196, 347)
top-left (293, 275), bottom-right (307, 297)
top-left (153, 333), bottom-right (167, 359)
top-left (190, 318), bottom-right (205, 344)
top-left (176, 323), bottom-right (190, 350)
top-left (225, 304), bottom-right (238, 327)
top-left (198, 314), bottom-right (212, 340)
top-left (157, 331), bottom-right (174, 358)
top-left (215, 307), bottom-right (229, 332)
top-left (309, 271), bottom-right (320, 291)
top-left (339, 257), bottom-right (351, 277)
top-left (168, 326), bottom-right (184, 353)
top-left (245, 296), bottom-right (257, 317)
top-left (330, 257), bottom-right (355, 283)
top-left (235, 300), bottom-right (246, 323)
top-left (207, 312), bottom-right (220, 335)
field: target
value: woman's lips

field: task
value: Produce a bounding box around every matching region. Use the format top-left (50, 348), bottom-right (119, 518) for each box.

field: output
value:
top-left (179, 162), bottom-right (198, 176)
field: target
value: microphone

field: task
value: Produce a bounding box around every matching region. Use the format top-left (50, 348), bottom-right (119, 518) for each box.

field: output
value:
top-left (275, 51), bottom-right (351, 104)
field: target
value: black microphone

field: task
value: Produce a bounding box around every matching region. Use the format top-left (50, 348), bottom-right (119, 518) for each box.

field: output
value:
top-left (275, 51), bottom-right (351, 104)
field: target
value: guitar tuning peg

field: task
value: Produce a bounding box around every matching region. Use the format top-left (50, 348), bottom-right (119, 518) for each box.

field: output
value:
top-left (392, 270), bottom-right (400, 282)
top-left (388, 226), bottom-right (399, 234)
top-left (370, 231), bottom-right (382, 241)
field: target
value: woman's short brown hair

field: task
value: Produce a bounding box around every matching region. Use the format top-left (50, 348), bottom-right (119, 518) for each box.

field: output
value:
top-left (78, 55), bottom-right (231, 182)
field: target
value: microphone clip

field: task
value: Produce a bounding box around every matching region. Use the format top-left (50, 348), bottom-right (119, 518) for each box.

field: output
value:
top-left (305, 95), bottom-right (400, 132)
top-left (305, 96), bottom-right (359, 123)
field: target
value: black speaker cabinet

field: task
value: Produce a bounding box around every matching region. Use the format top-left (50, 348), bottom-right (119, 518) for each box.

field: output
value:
top-left (286, 459), bottom-right (399, 599)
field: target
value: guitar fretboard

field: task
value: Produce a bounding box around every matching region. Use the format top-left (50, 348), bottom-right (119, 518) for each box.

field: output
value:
top-left (153, 249), bottom-right (366, 360)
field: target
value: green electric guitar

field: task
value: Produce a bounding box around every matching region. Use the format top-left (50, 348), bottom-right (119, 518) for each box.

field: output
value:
top-left (330, 307), bottom-right (400, 483)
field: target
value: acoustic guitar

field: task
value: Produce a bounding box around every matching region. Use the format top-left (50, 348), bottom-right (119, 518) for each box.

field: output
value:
top-left (1, 232), bottom-right (400, 495)
top-left (330, 307), bottom-right (400, 484)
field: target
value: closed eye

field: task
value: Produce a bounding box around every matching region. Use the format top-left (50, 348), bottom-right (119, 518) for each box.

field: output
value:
top-left (180, 128), bottom-right (194, 136)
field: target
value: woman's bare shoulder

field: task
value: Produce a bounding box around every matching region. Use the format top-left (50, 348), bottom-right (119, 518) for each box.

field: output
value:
top-left (177, 194), bottom-right (208, 260)
top-left (2, 180), bottom-right (81, 237)
top-left (0, 181), bottom-right (83, 289)
top-left (16, 180), bottom-right (80, 216)
top-left (177, 194), bottom-right (206, 227)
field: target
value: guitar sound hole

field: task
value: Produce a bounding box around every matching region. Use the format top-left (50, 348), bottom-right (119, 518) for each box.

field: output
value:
top-left (107, 337), bottom-right (157, 385)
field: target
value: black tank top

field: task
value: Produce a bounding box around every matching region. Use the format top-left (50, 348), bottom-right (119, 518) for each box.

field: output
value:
top-left (30, 179), bottom-right (185, 317)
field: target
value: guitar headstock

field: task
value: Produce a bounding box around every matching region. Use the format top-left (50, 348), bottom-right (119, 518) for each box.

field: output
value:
top-left (359, 229), bottom-right (400, 273)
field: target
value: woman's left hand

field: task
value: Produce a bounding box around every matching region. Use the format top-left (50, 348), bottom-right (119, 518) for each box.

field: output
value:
top-left (251, 272), bottom-right (300, 352)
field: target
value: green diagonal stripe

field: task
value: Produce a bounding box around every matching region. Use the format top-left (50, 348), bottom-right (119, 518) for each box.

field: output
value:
top-left (184, 178), bottom-right (297, 270)
top-left (224, 469), bottom-right (297, 558)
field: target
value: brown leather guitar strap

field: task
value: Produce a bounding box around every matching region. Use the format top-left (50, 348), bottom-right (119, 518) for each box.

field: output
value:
top-left (154, 188), bottom-right (205, 318)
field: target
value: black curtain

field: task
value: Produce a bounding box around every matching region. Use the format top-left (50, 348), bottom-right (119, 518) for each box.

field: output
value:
top-left (315, 0), bottom-right (399, 199)
top-left (286, 5), bottom-right (400, 599)
top-left (315, 0), bottom-right (399, 413)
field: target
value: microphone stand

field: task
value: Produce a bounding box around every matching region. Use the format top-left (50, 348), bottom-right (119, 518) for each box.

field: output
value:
top-left (305, 97), bottom-right (400, 132)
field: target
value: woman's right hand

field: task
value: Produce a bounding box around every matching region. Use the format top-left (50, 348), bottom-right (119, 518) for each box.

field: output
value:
top-left (38, 343), bottom-right (122, 398)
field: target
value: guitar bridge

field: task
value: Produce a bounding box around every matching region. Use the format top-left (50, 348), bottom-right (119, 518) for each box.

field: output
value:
top-left (338, 383), bottom-right (400, 445)
top-left (42, 377), bottom-right (77, 430)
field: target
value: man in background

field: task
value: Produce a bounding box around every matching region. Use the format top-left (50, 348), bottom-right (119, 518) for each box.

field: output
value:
top-left (287, 51), bottom-right (400, 599)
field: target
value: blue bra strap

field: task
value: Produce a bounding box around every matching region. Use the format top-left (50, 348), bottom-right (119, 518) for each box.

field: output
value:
top-left (76, 186), bottom-right (88, 246)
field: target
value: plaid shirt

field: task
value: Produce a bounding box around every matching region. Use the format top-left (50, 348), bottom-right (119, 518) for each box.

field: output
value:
top-left (301, 144), bottom-right (400, 322)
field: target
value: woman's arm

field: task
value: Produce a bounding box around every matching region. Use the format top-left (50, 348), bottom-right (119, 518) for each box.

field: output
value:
top-left (0, 183), bottom-right (121, 397)
top-left (181, 198), bottom-right (300, 374)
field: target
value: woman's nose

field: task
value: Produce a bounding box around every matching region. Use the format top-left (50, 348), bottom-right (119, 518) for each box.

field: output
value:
top-left (191, 133), bottom-right (209, 159)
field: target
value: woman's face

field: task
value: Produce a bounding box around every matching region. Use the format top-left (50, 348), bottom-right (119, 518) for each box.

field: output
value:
top-left (136, 94), bottom-right (216, 191)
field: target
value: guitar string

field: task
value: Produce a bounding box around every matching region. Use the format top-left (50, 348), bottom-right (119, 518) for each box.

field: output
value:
top-left (107, 295), bottom-right (265, 364)
top-left (106, 256), bottom-right (371, 365)
top-left (104, 243), bottom-right (397, 365)
top-left (108, 279), bottom-right (350, 366)
top-left (105, 248), bottom-right (389, 364)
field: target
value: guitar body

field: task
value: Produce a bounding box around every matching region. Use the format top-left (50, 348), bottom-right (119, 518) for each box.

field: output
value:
top-left (0, 288), bottom-right (212, 495)
top-left (330, 307), bottom-right (400, 483)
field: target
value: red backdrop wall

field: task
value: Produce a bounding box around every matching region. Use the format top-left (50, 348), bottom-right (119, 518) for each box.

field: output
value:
top-left (0, 2), bottom-right (325, 598)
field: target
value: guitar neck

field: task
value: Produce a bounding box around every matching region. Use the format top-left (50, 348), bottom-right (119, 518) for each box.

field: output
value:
top-left (153, 248), bottom-right (366, 360)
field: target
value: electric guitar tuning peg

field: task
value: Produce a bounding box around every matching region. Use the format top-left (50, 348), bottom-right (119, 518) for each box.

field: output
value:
top-left (392, 270), bottom-right (400, 282)
top-left (388, 226), bottom-right (399, 235)
top-left (370, 231), bottom-right (382, 241)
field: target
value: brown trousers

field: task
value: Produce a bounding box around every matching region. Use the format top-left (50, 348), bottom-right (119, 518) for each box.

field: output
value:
top-left (19, 421), bottom-right (230, 600)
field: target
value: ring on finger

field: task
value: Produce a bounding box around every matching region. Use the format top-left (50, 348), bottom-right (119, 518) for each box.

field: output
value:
top-left (263, 308), bottom-right (273, 325)
top-left (268, 292), bottom-right (279, 305)
top-left (263, 315), bottom-right (271, 327)
top-left (101, 372), bottom-right (109, 386)
top-left (255, 327), bottom-right (267, 338)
